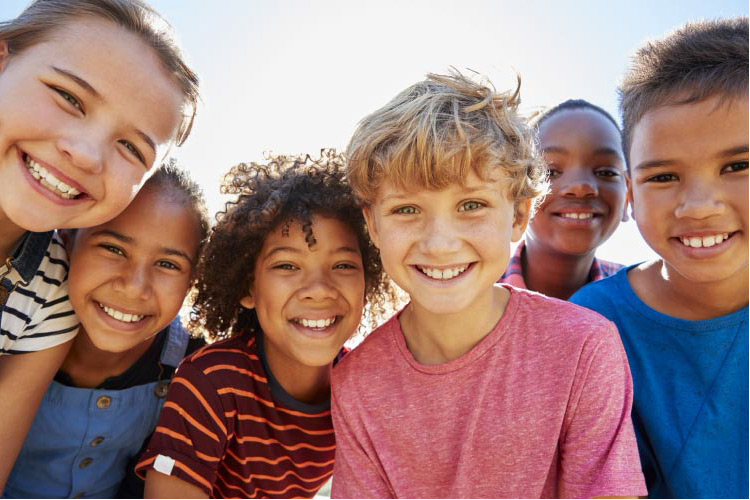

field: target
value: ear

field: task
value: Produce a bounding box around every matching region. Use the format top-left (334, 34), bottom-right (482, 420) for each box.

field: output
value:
top-left (511, 199), bottom-right (531, 242)
top-left (0, 40), bottom-right (10, 72)
top-left (362, 206), bottom-right (380, 249)
top-left (625, 174), bottom-right (635, 221)
top-left (239, 293), bottom-right (255, 310)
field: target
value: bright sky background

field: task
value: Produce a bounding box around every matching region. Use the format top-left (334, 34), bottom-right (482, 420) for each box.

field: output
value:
top-left (3, 0), bottom-right (748, 264)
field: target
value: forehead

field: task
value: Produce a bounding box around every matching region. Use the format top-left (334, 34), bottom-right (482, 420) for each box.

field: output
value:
top-left (374, 168), bottom-right (509, 201)
top-left (27, 18), bottom-right (184, 150)
top-left (262, 215), bottom-right (360, 252)
top-left (539, 109), bottom-right (621, 148)
top-left (630, 95), bottom-right (749, 163)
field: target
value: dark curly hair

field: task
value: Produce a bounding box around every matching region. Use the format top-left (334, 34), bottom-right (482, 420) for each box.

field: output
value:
top-left (190, 149), bottom-right (396, 342)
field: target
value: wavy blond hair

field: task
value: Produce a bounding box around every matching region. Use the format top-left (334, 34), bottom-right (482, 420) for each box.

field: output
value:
top-left (346, 69), bottom-right (547, 218)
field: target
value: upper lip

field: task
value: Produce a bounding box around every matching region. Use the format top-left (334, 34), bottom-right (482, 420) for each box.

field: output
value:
top-left (673, 229), bottom-right (735, 239)
top-left (547, 202), bottom-right (604, 215)
top-left (22, 150), bottom-right (90, 196)
top-left (96, 300), bottom-right (150, 317)
top-left (290, 311), bottom-right (341, 321)
top-left (414, 263), bottom-right (472, 270)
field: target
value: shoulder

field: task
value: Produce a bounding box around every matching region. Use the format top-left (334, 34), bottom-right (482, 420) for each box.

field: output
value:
top-left (570, 265), bottom-right (632, 312)
top-left (181, 332), bottom-right (260, 374)
top-left (334, 313), bottom-right (400, 384)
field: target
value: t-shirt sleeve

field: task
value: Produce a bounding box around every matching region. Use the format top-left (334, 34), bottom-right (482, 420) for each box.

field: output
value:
top-left (135, 361), bottom-right (228, 495)
top-left (331, 377), bottom-right (393, 499)
top-left (15, 277), bottom-right (79, 352)
top-left (558, 321), bottom-right (647, 498)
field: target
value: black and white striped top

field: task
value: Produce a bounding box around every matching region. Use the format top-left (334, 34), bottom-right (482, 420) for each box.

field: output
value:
top-left (0, 231), bottom-right (79, 355)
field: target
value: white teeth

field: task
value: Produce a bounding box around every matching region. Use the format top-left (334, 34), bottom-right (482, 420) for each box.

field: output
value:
top-left (679, 233), bottom-right (729, 248)
top-left (98, 303), bottom-right (144, 323)
top-left (419, 265), bottom-right (468, 280)
top-left (561, 213), bottom-right (594, 220)
top-left (23, 154), bottom-right (81, 199)
top-left (297, 317), bottom-right (336, 329)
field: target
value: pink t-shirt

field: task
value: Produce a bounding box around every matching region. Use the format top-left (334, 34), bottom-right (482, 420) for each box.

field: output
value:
top-left (331, 285), bottom-right (646, 498)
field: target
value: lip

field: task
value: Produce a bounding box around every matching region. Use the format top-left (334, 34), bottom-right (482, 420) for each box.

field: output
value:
top-left (411, 262), bottom-right (476, 286)
top-left (289, 315), bottom-right (342, 339)
top-left (18, 149), bottom-right (90, 205)
top-left (550, 212), bottom-right (602, 226)
top-left (669, 231), bottom-right (739, 260)
top-left (92, 299), bottom-right (151, 332)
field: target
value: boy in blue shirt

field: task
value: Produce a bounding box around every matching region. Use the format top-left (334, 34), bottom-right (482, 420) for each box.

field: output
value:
top-left (570, 17), bottom-right (748, 499)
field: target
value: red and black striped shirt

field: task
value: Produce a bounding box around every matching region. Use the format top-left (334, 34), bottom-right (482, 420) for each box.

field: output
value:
top-left (136, 331), bottom-right (336, 498)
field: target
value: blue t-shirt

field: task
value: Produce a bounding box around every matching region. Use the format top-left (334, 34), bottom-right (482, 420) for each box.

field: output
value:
top-left (570, 265), bottom-right (749, 499)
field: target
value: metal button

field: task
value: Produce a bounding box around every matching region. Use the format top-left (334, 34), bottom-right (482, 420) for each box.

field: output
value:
top-left (90, 437), bottom-right (104, 447)
top-left (73, 492), bottom-right (85, 498)
top-left (79, 458), bottom-right (93, 469)
top-left (154, 381), bottom-right (169, 398)
top-left (96, 395), bottom-right (111, 409)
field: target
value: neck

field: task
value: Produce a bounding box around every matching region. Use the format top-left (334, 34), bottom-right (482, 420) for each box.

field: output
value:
top-left (265, 349), bottom-right (332, 405)
top-left (522, 239), bottom-right (596, 300)
top-left (399, 286), bottom-right (509, 365)
top-left (61, 327), bottom-right (156, 388)
top-left (629, 260), bottom-right (749, 320)
top-left (0, 211), bottom-right (28, 265)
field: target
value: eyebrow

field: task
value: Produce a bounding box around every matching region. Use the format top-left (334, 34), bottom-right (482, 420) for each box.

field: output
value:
top-left (52, 66), bottom-right (156, 155)
top-left (542, 146), bottom-right (622, 156)
top-left (90, 229), bottom-right (193, 262)
top-left (263, 245), bottom-right (361, 260)
top-left (717, 145), bottom-right (749, 157)
top-left (635, 144), bottom-right (750, 171)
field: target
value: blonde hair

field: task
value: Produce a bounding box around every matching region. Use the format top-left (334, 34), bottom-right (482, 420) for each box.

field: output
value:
top-left (0, 0), bottom-right (199, 146)
top-left (346, 69), bottom-right (547, 215)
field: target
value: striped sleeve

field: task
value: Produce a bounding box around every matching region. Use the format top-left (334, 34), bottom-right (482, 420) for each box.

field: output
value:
top-left (136, 361), bottom-right (229, 495)
top-left (2, 234), bottom-right (78, 354)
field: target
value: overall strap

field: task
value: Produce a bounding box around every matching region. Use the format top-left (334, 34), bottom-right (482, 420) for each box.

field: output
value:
top-left (159, 317), bottom-right (190, 368)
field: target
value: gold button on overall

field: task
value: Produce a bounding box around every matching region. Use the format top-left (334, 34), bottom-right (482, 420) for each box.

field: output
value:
top-left (96, 395), bottom-right (111, 409)
top-left (90, 437), bottom-right (104, 447)
top-left (79, 458), bottom-right (93, 469)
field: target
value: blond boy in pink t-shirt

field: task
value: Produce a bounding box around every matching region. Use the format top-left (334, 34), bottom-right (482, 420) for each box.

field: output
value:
top-left (331, 71), bottom-right (647, 498)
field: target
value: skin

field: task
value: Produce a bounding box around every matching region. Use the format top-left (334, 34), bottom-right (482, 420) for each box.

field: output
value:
top-left (364, 170), bottom-right (529, 365)
top-left (525, 109), bottom-right (628, 299)
top-left (0, 19), bottom-right (184, 489)
top-left (60, 186), bottom-right (201, 388)
top-left (145, 215), bottom-right (366, 499)
top-left (627, 95), bottom-right (749, 320)
top-left (0, 18), bottom-right (184, 260)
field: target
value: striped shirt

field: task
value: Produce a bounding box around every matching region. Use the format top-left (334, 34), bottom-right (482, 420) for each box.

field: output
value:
top-left (0, 231), bottom-right (79, 355)
top-left (136, 331), bottom-right (336, 498)
top-left (499, 240), bottom-right (623, 290)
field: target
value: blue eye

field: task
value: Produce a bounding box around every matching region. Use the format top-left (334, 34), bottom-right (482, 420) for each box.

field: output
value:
top-left (458, 200), bottom-right (485, 212)
top-left (394, 206), bottom-right (419, 215)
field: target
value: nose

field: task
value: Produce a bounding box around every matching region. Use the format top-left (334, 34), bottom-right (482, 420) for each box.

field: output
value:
top-left (56, 128), bottom-right (105, 174)
top-left (418, 215), bottom-right (462, 255)
top-left (299, 269), bottom-right (340, 302)
top-left (674, 178), bottom-right (725, 220)
top-left (113, 262), bottom-right (151, 301)
top-left (559, 168), bottom-right (597, 198)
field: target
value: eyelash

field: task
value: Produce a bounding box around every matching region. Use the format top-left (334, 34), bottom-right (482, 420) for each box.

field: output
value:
top-left (722, 161), bottom-right (748, 174)
top-left (53, 87), bottom-right (83, 112)
top-left (273, 263), bottom-right (298, 271)
top-left (334, 262), bottom-right (359, 270)
top-left (119, 140), bottom-right (145, 164)
top-left (393, 206), bottom-right (419, 215)
top-left (101, 244), bottom-right (125, 257)
top-left (157, 260), bottom-right (180, 271)
top-left (645, 173), bottom-right (678, 183)
top-left (458, 200), bottom-right (485, 212)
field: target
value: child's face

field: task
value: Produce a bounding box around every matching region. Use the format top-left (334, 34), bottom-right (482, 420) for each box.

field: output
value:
top-left (528, 109), bottom-right (627, 255)
top-left (364, 170), bottom-right (529, 316)
top-left (629, 95), bottom-right (749, 284)
top-left (240, 215), bottom-right (365, 371)
top-left (0, 18), bottom-right (184, 233)
top-left (67, 187), bottom-right (201, 353)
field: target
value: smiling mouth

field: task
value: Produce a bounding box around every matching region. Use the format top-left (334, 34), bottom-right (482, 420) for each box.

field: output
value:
top-left (292, 316), bottom-right (339, 330)
top-left (416, 264), bottom-right (469, 280)
top-left (555, 212), bottom-right (597, 220)
top-left (678, 232), bottom-right (732, 249)
top-left (97, 302), bottom-right (147, 323)
top-left (23, 153), bottom-right (85, 200)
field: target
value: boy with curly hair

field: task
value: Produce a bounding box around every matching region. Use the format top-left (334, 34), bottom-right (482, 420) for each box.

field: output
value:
top-left (135, 151), bottom-right (394, 498)
top-left (571, 18), bottom-right (748, 498)
top-left (331, 70), bottom-right (647, 498)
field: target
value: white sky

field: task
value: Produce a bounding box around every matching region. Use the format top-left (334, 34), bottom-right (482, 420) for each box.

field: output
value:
top-left (3, 0), bottom-right (748, 264)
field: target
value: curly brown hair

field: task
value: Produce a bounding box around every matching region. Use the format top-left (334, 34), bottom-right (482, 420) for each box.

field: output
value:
top-left (189, 149), bottom-right (396, 342)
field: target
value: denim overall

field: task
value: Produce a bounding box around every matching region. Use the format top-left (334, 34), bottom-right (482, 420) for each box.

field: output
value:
top-left (3, 318), bottom-right (189, 499)
top-left (0, 232), bottom-right (52, 321)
